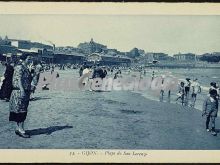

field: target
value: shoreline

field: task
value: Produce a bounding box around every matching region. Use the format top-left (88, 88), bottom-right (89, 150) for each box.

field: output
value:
top-left (137, 89), bottom-right (220, 116)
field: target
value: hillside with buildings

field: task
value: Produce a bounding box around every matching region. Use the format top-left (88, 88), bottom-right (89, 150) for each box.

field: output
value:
top-left (0, 36), bottom-right (219, 67)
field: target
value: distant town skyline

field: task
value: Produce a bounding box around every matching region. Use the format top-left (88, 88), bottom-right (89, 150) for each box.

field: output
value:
top-left (0, 15), bottom-right (219, 55)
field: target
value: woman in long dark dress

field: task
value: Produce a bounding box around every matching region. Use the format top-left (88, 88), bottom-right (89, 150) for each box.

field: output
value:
top-left (0, 62), bottom-right (14, 101)
top-left (9, 55), bottom-right (33, 138)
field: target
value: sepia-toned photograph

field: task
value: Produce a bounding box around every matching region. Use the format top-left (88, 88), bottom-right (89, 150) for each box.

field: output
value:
top-left (0, 2), bottom-right (220, 163)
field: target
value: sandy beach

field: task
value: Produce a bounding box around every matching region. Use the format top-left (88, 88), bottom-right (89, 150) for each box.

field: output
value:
top-left (0, 69), bottom-right (219, 149)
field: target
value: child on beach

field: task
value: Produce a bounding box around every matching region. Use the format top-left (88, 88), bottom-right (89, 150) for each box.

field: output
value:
top-left (185, 78), bottom-right (191, 98)
top-left (209, 82), bottom-right (220, 100)
top-left (159, 74), bottom-right (166, 101)
top-left (209, 82), bottom-right (219, 99)
top-left (176, 81), bottom-right (185, 105)
top-left (202, 89), bottom-right (219, 136)
top-left (209, 82), bottom-right (217, 93)
top-left (151, 71), bottom-right (155, 81)
top-left (190, 78), bottom-right (201, 107)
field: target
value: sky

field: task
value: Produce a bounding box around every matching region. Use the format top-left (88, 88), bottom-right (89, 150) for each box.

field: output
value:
top-left (0, 15), bottom-right (219, 55)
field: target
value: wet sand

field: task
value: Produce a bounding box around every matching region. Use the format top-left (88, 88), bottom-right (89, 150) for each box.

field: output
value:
top-left (0, 69), bottom-right (220, 149)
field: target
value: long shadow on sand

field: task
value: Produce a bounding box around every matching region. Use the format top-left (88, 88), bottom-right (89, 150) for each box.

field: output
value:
top-left (30, 97), bottom-right (51, 101)
top-left (215, 129), bottom-right (220, 133)
top-left (26, 125), bottom-right (73, 136)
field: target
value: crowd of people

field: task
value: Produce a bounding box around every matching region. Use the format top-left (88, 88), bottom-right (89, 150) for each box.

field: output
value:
top-left (175, 78), bottom-right (202, 107)
top-left (0, 57), bottom-right (219, 138)
top-left (175, 77), bottom-right (219, 136)
top-left (78, 64), bottom-right (219, 136)
top-left (176, 77), bottom-right (219, 136)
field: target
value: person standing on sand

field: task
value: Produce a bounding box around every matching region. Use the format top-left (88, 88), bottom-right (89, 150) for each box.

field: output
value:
top-left (82, 65), bottom-right (91, 86)
top-left (0, 61), bottom-right (14, 102)
top-left (51, 65), bottom-right (54, 74)
top-left (102, 67), bottom-right (108, 79)
top-left (151, 71), bottom-right (155, 81)
top-left (185, 78), bottom-right (191, 98)
top-left (184, 78), bottom-right (191, 106)
top-left (79, 62), bottom-right (87, 77)
top-left (110, 68), bottom-right (114, 75)
top-left (190, 78), bottom-right (201, 107)
top-left (159, 74), bottom-right (166, 101)
top-left (202, 89), bottom-right (219, 136)
top-left (92, 64), bottom-right (103, 79)
top-left (143, 69), bottom-right (146, 76)
top-left (176, 81), bottom-right (185, 105)
top-left (114, 71), bottom-right (119, 79)
top-left (209, 82), bottom-right (219, 100)
top-left (9, 54), bottom-right (33, 138)
top-left (30, 61), bottom-right (43, 100)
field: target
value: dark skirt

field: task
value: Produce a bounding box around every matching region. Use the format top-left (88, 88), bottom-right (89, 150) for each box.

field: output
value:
top-left (9, 112), bottom-right (27, 122)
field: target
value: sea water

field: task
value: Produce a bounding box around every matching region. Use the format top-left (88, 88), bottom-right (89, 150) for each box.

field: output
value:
top-left (136, 68), bottom-right (220, 112)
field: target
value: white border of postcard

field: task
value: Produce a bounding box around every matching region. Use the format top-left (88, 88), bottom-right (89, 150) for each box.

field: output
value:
top-left (0, 2), bottom-right (220, 163)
